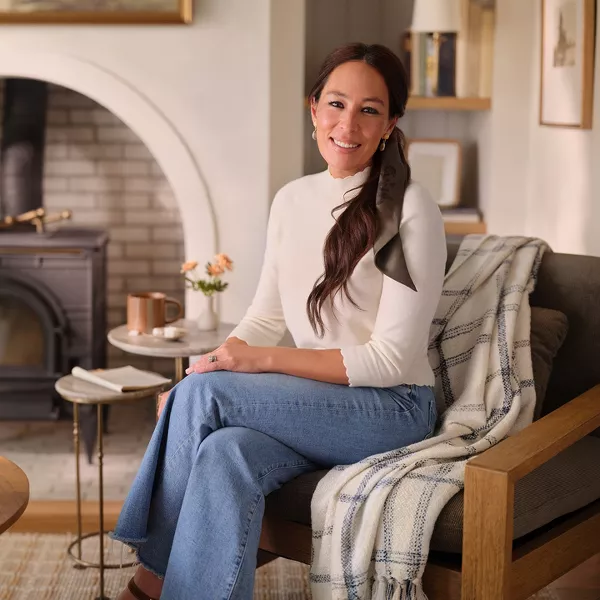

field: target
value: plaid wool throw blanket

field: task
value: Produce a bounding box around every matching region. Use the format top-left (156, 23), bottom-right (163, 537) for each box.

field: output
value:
top-left (310, 235), bottom-right (549, 600)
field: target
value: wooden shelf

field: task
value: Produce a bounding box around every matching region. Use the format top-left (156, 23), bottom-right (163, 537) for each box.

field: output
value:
top-left (444, 221), bottom-right (487, 235)
top-left (407, 97), bottom-right (492, 111)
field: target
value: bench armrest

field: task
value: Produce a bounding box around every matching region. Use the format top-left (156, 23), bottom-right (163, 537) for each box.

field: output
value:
top-left (466, 384), bottom-right (600, 480)
top-left (461, 384), bottom-right (600, 600)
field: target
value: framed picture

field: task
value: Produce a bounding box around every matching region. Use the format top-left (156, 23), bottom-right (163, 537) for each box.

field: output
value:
top-left (0, 0), bottom-right (192, 24)
top-left (540, 0), bottom-right (595, 129)
top-left (407, 139), bottom-right (462, 208)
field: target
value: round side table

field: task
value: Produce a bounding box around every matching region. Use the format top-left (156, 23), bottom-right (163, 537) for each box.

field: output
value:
top-left (55, 374), bottom-right (168, 600)
top-left (107, 319), bottom-right (236, 382)
top-left (0, 457), bottom-right (29, 535)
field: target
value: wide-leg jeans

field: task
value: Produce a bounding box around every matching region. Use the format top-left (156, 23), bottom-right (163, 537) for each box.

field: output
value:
top-left (110, 371), bottom-right (437, 600)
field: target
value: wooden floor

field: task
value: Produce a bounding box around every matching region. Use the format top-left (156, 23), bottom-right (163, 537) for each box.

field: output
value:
top-left (9, 500), bottom-right (122, 534)
top-left (9, 501), bottom-right (600, 599)
top-left (543, 553), bottom-right (600, 600)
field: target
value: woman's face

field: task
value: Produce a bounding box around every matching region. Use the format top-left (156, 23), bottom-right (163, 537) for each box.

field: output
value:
top-left (311, 60), bottom-right (397, 179)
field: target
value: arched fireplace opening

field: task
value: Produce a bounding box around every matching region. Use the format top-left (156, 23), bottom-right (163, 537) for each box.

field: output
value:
top-left (0, 73), bottom-right (199, 459)
top-left (0, 53), bottom-right (215, 464)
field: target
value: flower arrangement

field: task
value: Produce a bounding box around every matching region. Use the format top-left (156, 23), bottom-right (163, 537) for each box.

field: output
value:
top-left (180, 253), bottom-right (234, 296)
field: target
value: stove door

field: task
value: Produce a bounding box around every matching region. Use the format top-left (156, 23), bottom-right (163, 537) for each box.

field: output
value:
top-left (0, 295), bottom-right (45, 368)
top-left (0, 275), bottom-right (67, 419)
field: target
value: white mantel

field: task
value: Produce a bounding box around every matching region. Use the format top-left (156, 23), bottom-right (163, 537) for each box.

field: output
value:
top-left (0, 0), bottom-right (306, 322)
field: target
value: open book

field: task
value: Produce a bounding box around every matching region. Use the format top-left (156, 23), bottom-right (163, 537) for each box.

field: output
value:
top-left (71, 366), bottom-right (171, 394)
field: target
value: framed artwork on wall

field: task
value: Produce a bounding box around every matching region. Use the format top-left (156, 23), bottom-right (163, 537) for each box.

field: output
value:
top-left (0, 0), bottom-right (192, 24)
top-left (540, 0), bottom-right (595, 129)
top-left (407, 139), bottom-right (462, 208)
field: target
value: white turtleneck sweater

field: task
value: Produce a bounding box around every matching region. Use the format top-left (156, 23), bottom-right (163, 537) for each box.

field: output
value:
top-left (227, 167), bottom-right (447, 388)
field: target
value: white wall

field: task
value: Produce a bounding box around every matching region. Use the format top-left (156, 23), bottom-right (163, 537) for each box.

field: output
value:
top-left (0, 0), bottom-right (306, 323)
top-left (269, 0), bottom-right (306, 202)
top-left (488, 0), bottom-right (600, 257)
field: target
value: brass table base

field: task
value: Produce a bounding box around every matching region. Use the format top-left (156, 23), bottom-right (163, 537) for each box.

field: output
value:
top-left (68, 401), bottom-right (136, 600)
top-left (67, 531), bottom-right (137, 569)
top-left (175, 356), bottom-right (184, 382)
top-left (55, 374), bottom-right (169, 600)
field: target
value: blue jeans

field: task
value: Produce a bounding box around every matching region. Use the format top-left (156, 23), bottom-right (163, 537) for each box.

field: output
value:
top-left (110, 371), bottom-right (436, 600)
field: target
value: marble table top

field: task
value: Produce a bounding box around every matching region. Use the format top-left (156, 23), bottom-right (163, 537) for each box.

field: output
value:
top-left (107, 319), bottom-right (236, 358)
top-left (55, 374), bottom-right (168, 405)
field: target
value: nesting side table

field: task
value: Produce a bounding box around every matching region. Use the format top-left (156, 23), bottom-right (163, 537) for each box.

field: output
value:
top-left (55, 374), bottom-right (168, 600)
top-left (0, 457), bottom-right (29, 535)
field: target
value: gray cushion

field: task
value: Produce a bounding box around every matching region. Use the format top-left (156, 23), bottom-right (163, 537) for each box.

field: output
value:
top-left (264, 436), bottom-right (600, 554)
top-left (530, 307), bottom-right (569, 421)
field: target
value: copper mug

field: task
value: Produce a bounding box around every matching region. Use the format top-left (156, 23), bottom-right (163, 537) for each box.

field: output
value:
top-left (127, 292), bottom-right (183, 333)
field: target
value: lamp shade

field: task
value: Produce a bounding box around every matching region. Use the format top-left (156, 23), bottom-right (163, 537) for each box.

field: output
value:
top-left (411, 0), bottom-right (462, 32)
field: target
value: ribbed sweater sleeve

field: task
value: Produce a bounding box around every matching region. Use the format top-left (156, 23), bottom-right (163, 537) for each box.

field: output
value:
top-left (338, 185), bottom-right (447, 387)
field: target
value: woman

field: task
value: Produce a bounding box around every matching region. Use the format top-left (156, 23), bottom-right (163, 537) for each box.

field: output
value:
top-left (112, 42), bottom-right (446, 600)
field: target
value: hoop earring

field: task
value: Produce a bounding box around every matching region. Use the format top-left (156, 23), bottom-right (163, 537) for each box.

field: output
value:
top-left (312, 128), bottom-right (317, 141)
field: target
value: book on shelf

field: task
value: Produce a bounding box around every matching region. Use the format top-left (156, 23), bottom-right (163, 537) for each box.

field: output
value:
top-left (406, 32), bottom-right (456, 97)
top-left (404, 30), bottom-right (427, 96)
top-left (441, 207), bottom-right (482, 223)
top-left (424, 34), bottom-right (436, 97)
top-left (71, 366), bottom-right (171, 394)
top-left (437, 33), bottom-right (457, 97)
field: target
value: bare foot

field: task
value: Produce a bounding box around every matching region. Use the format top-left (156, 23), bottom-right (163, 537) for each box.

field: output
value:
top-left (116, 565), bottom-right (163, 600)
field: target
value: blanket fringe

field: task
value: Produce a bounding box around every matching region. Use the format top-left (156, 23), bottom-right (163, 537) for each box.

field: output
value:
top-left (371, 577), bottom-right (428, 600)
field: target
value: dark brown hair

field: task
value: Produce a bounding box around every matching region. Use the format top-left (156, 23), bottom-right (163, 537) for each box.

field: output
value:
top-left (306, 43), bottom-right (411, 337)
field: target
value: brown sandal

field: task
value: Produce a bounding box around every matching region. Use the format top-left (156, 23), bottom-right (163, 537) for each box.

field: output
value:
top-left (127, 576), bottom-right (159, 600)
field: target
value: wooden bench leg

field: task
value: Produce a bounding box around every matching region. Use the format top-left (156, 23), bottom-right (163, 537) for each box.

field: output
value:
top-left (461, 467), bottom-right (513, 600)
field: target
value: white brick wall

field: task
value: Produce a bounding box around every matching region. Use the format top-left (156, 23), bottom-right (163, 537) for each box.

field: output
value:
top-left (1, 82), bottom-right (186, 377)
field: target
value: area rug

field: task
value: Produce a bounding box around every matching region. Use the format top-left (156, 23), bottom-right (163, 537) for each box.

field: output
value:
top-left (0, 533), bottom-right (573, 600)
top-left (0, 533), bottom-right (310, 599)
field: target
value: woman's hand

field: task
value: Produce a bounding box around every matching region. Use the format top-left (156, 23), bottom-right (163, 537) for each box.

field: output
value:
top-left (157, 339), bottom-right (255, 418)
top-left (185, 338), bottom-right (268, 376)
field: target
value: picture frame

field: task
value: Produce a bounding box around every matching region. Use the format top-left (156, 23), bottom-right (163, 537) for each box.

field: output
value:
top-left (406, 139), bottom-right (462, 208)
top-left (540, 0), bottom-right (596, 129)
top-left (0, 0), bottom-right (192, 24)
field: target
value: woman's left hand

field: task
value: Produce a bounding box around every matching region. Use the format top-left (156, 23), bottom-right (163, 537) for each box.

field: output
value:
top-left (185, 342), bottom-right (268, 376)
